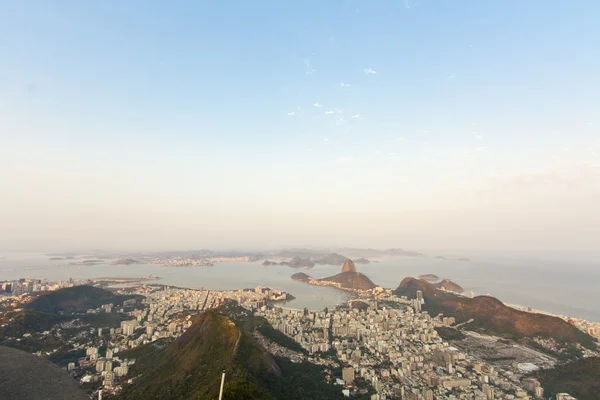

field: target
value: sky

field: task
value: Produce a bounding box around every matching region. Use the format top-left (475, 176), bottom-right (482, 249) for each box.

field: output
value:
top-left (0, 0), bottom-right (599, 255)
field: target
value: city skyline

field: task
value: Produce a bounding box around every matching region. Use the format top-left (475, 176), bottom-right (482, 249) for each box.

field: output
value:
top-left (1, 1), bottom-right (599, 254)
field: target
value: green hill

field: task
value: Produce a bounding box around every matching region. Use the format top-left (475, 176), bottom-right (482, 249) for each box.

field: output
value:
top-left (118, 309), bottom-right (344, 400)
top-left (25, 285), bottom-right (137, 314)
top-left (534, 357), bottom-right (600, 400)
top-left (393, 277), bottom-right (597, 353)
top-left (1, 286), bottom-right (134, 355)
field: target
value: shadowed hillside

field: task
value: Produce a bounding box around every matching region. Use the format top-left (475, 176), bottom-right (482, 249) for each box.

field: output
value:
top-left (0, 286), bottom-right (136, 355)
top-left (534, 357), bottom-right (600, 400)
top-left (0, 346), bottom-right (88, 400)
top-left (25, 285), bottom-right (139, 314)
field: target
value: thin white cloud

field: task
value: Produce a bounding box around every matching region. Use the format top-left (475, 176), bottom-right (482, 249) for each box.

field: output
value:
top-left (364, 68), bottom-right (377, 75)
top-left (304, 59), bottom-right (316, 75)
top-left (404, 0), bottom-right (422, 10)
top-left (338, 156), bottom-right (355, 162)
top-left (476, 146), bottom-right (488, 152)
top-left (325, 110), bottom-right (334, 115)
top-left (340, 82), bottom-right (351, 88)
top-left (474, 133), bottom-right (483, 140)
top-left (287, 111), bottom-right (296, 116)
top-left (323, 138), bottom-right (329, 142)
top-left (449, 75), bottom-right (455, 79)
top-left (397, 136), bottom-right (405, 142)
top-left (352, 113), bottom-right (363, 120)
top-left (313, 103), bottom-right (322, 108)
top-left (336, 118), bottom-right (346, 126)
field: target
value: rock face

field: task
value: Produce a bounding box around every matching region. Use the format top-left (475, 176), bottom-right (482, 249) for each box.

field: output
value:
top-left (433, 279), bottom-right (465, 294)
top-left (341, 259), bottom-right (357, 273)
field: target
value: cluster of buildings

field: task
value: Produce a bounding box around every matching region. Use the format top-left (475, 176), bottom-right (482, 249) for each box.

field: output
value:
top-left (567, 318), bottom-right (600, 342)
top-left (257, 289), bottom-right (582, 400)
top-left (0, 278), bottom-right (82, 296)
top-left (146, 254), bottom-right (263, 266)
top-left (147, 257), bottom-right (214, 267)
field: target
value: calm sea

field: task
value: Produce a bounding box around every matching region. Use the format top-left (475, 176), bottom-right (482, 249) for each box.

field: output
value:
top-left (0, 253), bottom-right (598, 321)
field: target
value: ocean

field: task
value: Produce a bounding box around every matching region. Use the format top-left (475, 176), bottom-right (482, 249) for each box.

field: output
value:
top-left (1, 253), bottom-right (598, 321)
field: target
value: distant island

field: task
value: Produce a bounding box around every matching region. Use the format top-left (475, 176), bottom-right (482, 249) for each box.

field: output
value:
top-left (290, 272), bottom-right (311, 282)
top-left (48, 257), bottom-right (64, 261)
top-left (418, 274), bottom-right (439, 282)
top-left (313, 253), bottom-right (347, 265)
top-left (68, 259), bottom-right (103, 266)
top-left (263, 257), bottom-right (314, 268)
top-left (111, 258), bottom-right (141, 266)
top-left (457, 257), bottom-right (470, 262)
top-left (291, 259), bottom-right (377, 292)
top-left (271, 247), bottom-right (422, 260)
top-left (263, 252), bottom-right (372, 267)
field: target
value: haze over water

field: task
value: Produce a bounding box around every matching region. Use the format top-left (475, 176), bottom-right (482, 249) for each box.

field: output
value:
top-left (1, 253), bottom-right (598, 322)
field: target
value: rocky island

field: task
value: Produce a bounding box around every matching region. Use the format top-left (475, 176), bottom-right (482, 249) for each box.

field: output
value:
top-left (290, 272), bottom-right (311, 282)
top-left (353, 257), bottom-right (371, 264)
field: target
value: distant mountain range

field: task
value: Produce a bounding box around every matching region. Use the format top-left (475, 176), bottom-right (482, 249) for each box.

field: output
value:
top-left (273, 248), bottom-right (423, 259)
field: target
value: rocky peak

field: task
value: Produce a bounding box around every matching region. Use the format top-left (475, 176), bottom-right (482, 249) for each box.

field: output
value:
top-left (341, 259), bottom-right (357, 273)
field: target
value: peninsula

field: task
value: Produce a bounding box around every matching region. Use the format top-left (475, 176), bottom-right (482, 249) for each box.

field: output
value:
top-left (290, 259), bottom-right (377, 292)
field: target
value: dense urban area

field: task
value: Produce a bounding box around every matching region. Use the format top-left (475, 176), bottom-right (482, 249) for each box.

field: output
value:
top-left (1, 271), bottom-right (598, 400)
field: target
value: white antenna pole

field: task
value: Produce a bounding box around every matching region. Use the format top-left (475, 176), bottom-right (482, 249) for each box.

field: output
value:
top-left (218, 370), bottom-right (226, 400)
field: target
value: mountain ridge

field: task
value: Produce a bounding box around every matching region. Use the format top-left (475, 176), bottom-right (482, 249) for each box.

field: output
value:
top-left (393, 278), bottom-right (596, 351)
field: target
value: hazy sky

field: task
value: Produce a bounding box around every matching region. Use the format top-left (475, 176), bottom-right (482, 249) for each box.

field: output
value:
top-left (1, 1), bottom-right (599, 254)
